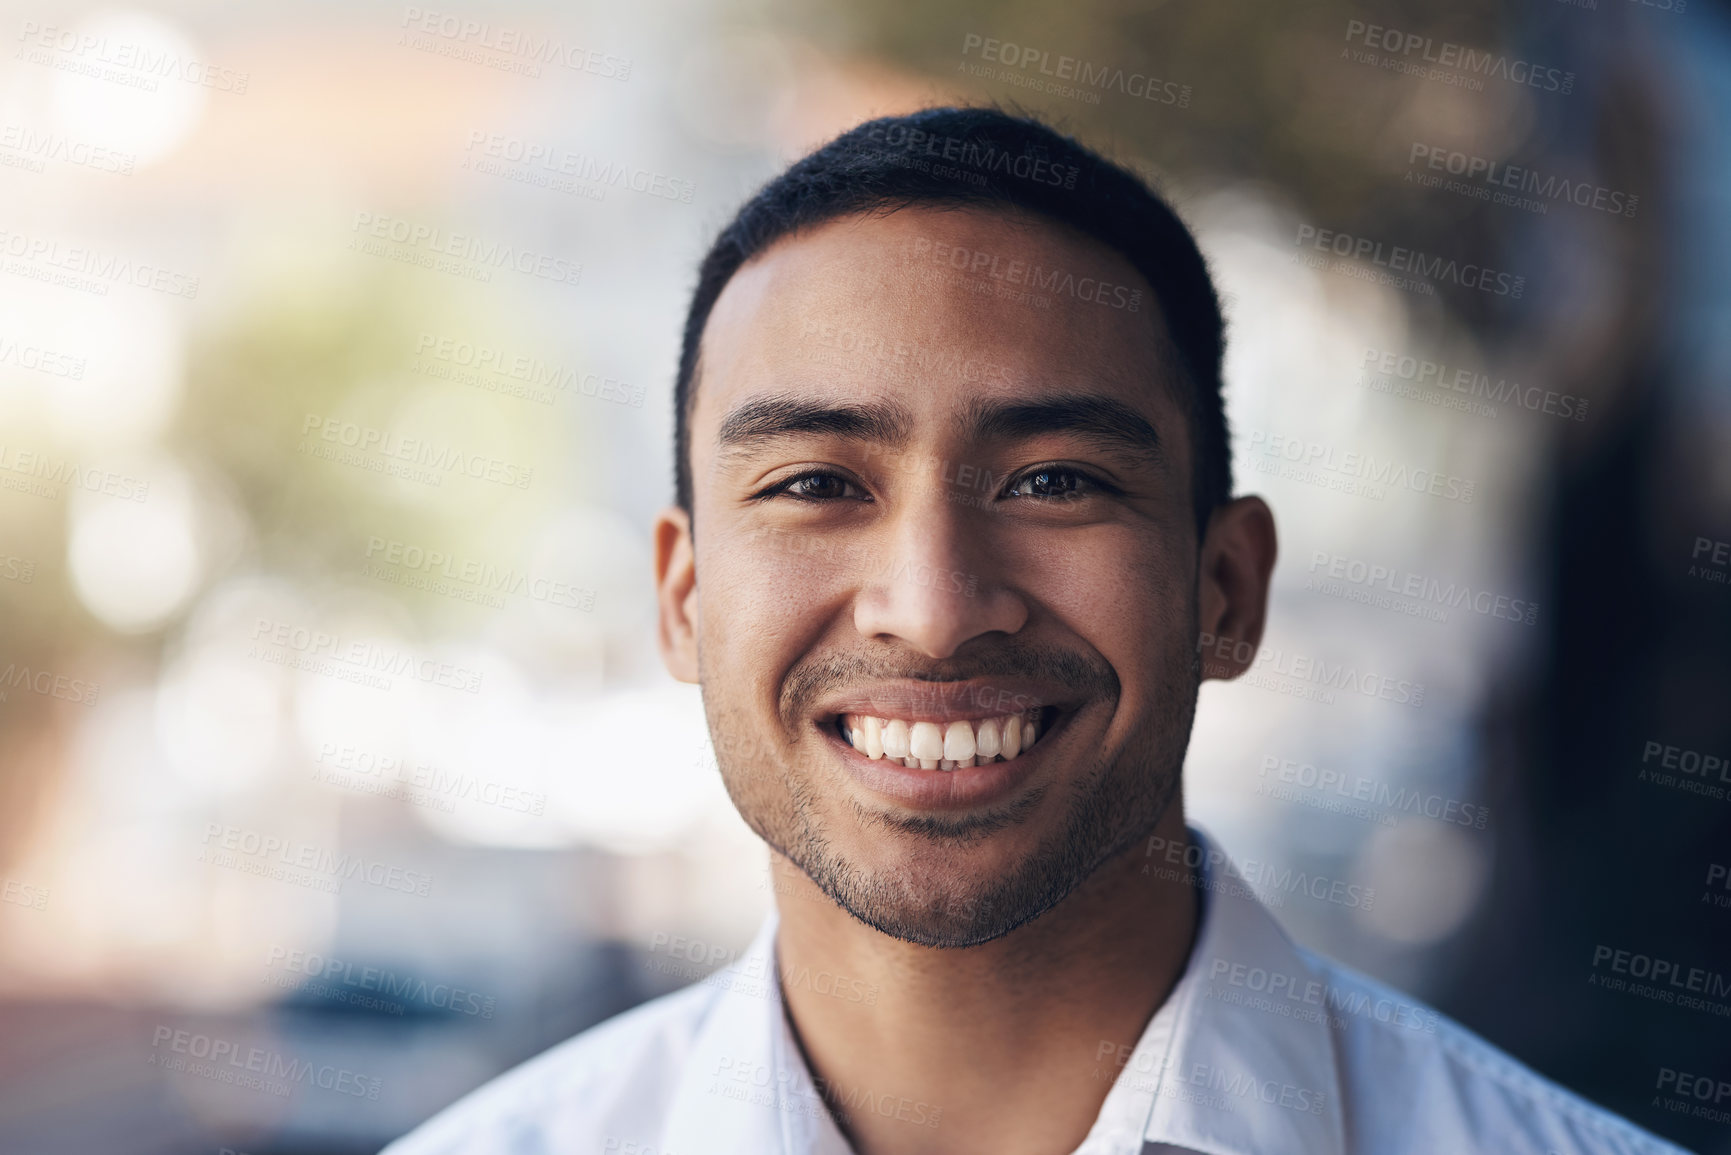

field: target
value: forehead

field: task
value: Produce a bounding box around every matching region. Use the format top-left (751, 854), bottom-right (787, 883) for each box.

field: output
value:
top-left (691, 204), bottom-right (1189, 454)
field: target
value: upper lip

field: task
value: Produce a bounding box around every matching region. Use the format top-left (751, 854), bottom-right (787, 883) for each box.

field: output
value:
top-left (811, 677), bottom-right (1081, 724)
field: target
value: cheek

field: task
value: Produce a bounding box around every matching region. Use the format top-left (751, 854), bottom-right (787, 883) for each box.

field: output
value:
top-left (1023, 532), bottom-right (1192, 648)
top-left (696, 537), bottom-right (856, 682)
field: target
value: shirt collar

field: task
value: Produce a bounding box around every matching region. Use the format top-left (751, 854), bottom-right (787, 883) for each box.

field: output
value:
top-left (661, 916), bottom-right (853, 1154)
top-left (661, 825), bottom-right (1345, 1155)
top-left (1126, 825), bottom-right (1347, 1155)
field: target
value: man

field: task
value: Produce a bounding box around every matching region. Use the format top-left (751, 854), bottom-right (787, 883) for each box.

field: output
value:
top-left (385, 108), bottom-right (1686, 1154)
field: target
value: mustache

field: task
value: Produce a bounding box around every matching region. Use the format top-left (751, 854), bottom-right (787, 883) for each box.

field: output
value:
top-left (780, 641), bottom-right (1120, 725)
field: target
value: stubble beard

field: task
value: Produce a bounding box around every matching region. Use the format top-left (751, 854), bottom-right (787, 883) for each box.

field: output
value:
top-left (702, 633), bottom-right (1202, 949)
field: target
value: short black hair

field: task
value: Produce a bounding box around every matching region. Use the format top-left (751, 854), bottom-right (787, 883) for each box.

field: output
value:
top-left (673, 105), bottom-right (1230, 533)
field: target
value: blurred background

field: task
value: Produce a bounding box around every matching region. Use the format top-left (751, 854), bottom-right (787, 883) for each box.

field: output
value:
top-left (1, 0), bottom-right (1728, 1151)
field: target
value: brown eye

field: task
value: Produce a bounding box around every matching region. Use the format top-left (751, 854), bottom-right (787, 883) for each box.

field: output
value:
top-left (1005, 468), bottom-right (1093, 500)
top-left (771, 472), bottom-right (865, 501)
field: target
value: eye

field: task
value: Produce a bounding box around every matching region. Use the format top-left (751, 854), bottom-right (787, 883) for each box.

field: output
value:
top-left (1002, 466), bottom-right (1111, 501)
top-left (758, 470), bottom-right (868, 503)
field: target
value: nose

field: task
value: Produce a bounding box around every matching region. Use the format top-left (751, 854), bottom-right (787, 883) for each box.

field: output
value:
top-left (851, 490), bottom-right (1029, 659)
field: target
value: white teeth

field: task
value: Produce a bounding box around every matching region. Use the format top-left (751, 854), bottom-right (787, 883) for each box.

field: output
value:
top-left (842, 710), bottom-right (1046, 769)
top-left (909, 722), bottom-right (945, 761)
top-left (943, 720), bottom-right (976, 761)
top-left (863, 715), bottom-right (884, 760)
top-left (883, 720), bottom-right (911, 760)
top-left (975, 717), bottom-right (1000, 758)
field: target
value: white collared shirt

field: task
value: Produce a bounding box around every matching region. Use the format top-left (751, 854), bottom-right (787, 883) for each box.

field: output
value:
top-left (382, 828), bottom-right (1689, 1155)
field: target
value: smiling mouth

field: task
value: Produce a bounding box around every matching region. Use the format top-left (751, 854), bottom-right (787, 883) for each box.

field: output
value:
top-left (831, 707), bottom-right (1058, 771)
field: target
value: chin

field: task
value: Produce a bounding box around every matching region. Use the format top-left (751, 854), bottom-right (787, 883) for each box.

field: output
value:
top-left (787, 818), bottom-right (1092, 949)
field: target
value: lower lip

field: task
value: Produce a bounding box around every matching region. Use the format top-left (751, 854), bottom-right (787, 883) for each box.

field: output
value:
top-left (821, 716), bottom-right (1062, 810)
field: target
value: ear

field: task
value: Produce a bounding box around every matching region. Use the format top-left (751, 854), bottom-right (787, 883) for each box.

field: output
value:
top-left (1195, 496), bottom-right (1277, 681)
top-left (653, 506), bottom-right (700, 684)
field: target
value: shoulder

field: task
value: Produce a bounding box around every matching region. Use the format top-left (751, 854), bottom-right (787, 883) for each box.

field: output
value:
top-left (381, 979), bottom-right (722, 1155)
top-left (1304, 950), bottom-right (1690, 1155)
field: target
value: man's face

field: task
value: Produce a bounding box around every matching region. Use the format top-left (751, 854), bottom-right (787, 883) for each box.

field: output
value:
top-left (658, 206), bottom-right (1224, 947)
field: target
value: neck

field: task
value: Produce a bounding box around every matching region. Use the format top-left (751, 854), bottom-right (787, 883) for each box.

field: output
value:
top-left (772, 807), bottom-right (1199, 1155)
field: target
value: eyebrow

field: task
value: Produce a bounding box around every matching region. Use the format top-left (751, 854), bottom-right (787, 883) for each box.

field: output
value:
top-left (961, 394), bottom-right (1164, 468)
top-left (716, 395), bottom-right (915, 458)
top-left (712, 390), bottom-right (1165, 471)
